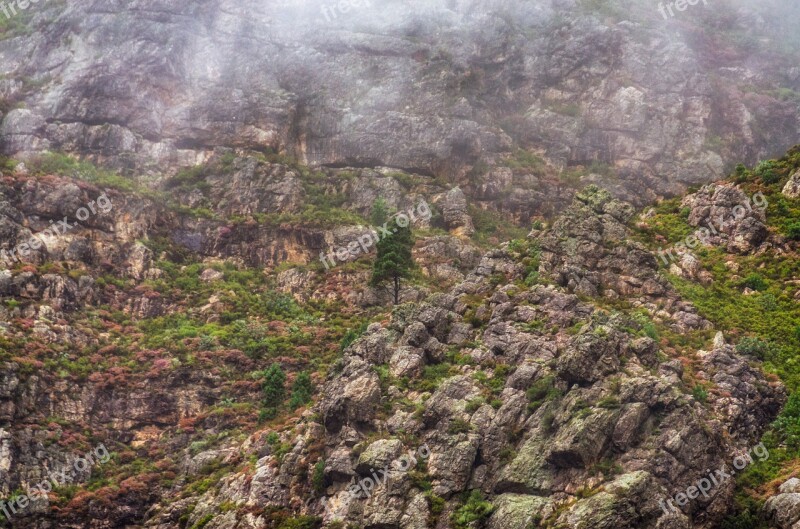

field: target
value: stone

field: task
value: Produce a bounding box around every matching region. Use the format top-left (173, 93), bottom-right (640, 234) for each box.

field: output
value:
top-left (765, 489), bottom-right (800, 529)
top-left (782, 170), bottom-right (800, 198)
top-left (487, 494), bottom-right (554, 529)
top-left (389, 346), bottom-right (424, 378)
top-left (441, 187), bottom-right (475, 236)
top-left (356, 439), bottom-right (403, 476)
top-left (200, 268), bottom-right (224, 282)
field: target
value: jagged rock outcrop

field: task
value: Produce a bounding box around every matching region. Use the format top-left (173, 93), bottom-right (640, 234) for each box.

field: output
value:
top-left (783, 170), bottom-right (800, 199)
top-left (148, 189), bottom-right (784, 529)
top-left (0, 161), bottom-right (488, 527)
top-left (0, 141), bottom-right (792, 528)
top-left (681, 184), bottom-right (769, 254)
top-left (539, 186), bottom-right (711, 332)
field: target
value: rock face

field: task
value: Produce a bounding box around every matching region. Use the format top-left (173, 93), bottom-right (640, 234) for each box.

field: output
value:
top-left (441, 187), bottom-right (475, 236)
top-left (143, 189), bottom-right (780, 529)
top-left (783, 170), bottom-right (800, 198)
top-left (1, 0), bottom-right (799, 210)
top-left (0, 2), bottom-right (797, 519)
top-left (0, 156), bottom-right (787, 528)
top-left (539, 186), bottom-right (710, 332)
top-left (681, 184), bottom-right (769, 254)
top-left (764, 478), bottom-right (800, 528)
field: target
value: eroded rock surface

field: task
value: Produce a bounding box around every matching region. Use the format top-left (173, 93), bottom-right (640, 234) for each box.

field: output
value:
top-left (1, 0), bottom-right (798, 212)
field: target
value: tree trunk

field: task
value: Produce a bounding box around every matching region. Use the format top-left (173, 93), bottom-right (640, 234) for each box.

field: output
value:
top-left (393, 274), bottom-right (400, 304)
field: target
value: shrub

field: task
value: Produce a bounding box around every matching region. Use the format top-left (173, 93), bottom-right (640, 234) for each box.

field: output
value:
top-left (311, 460), bottom-right (326, 494)
top-left (720, 510), bottom-right (762, 529)
top-left (760, 293), bottom-right (778, 312)
top-left (736, 337), bottom-right (773, 360)
top-left (774, 393), bottom-right (800, 450)
top-left (498, 446), bottom-right (517, 464)
top-left (262, 291), bottom-right (304, 319)
top-left (590, 458), bottom-right (623, 478)
top-left (28, 152), bottom-right (136, 192)
top-left (541, 410), bottom-right (555, 433)
top-left (526, 375), bottom-right (562, 410)
top-left (632, 311), bottom-right (659, 340)
top-left (277, 516), bottom-right (322, 529)
top-left (786, 221), bottom-right (800, 241)
top-left (597, 396), bottom-right (620, 409)
top-left (505, 149), bottom-right (547, 173)
top-left (415, 363), bottom-right (454, 393)
top-left (189, 514), bottom-right (214, 529)
top-left (425, 491), bottom-right (446, 518)
top-left (451, 491), bottom-right (494, 529)
top-left (465, 397), bottom-right (485, 413)
top-left (288, 372), bottom-right (314, 410)
top-left (261, 364), bottom-right (286, 419)
top-left (732, 163), bottom-right (751, 183)
top-left (741, 273), bottom-right (767, 292)
top-left (340, 321), bottom-right (369, 352)
top-left (755, 160), bottom-right (781, 184)
top-left (448, 418), bottom-right (473, 435)
top-left (692, 385), bottom-right (709, 403)
top-left (370, 198), bottom-right (390, 226)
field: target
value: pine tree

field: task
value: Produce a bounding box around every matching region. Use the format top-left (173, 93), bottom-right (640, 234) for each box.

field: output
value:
top-left (370, 224), bottom-right (414, 304)
top-left (261, 363), bottom-right (286, 420)
top-left (371, 197), bottom-right (390, 226)
top-left (289, 372), bottom-right (314, 409)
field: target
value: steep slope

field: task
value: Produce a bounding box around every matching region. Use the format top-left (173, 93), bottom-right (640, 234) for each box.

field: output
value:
top-left (635, 146), bottom-right (800, 528)
top-left (0, 145), bottom-right (793, 527)
top-left (158, 186), bottom-right (782, 529)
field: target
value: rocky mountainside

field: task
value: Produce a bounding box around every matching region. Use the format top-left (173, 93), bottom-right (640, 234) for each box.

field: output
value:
top-left (0, 0), bottom-right (799, 212)
top-left (0, 145), bottom-right (796, 528)
top-left (0, 1), bottom-right (800, 528)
